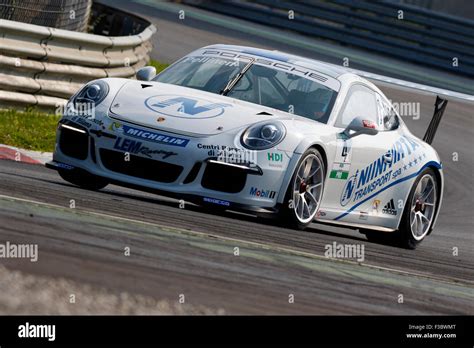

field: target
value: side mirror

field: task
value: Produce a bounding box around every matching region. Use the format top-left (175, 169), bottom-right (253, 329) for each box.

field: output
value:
top-left (136, 66), bottom-right (156, 81)
top-left (343, 116), bottom-right (378, 138)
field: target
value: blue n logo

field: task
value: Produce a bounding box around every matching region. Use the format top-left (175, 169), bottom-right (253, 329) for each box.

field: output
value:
top-left (152, 97), bottom-right (230, 115)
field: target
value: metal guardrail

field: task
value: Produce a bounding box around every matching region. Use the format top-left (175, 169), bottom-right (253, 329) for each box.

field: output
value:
top-left (0, 6), bottom-right (155, 110)
top-left (184, 0), bottom-right (474, 78)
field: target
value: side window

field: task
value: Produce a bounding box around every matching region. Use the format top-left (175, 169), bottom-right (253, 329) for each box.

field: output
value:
top-left (376, 93), bottom-right (400, 131)
top-left (335, 84), bottom-right (378, 128)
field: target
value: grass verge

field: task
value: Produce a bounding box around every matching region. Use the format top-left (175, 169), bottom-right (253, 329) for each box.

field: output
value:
top-left (0, 108), bottom-right (60, 152)
top-left (149, 59), bottom-right (170, 73)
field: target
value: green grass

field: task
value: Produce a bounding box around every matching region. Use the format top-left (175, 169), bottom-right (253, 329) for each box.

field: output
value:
top-left (0, 109), bottom-right (60, 152)
top-left (0, 60), bottom-right (168, 152)
top-left (149, 59), bottom-right (170, 73)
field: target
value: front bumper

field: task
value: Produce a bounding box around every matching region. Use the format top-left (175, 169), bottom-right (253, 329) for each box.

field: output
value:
top-left (49, 115), bottom-right (297, 212)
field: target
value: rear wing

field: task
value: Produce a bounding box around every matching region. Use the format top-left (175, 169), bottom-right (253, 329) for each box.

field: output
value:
top-left (423, 96), bottom-right (448, 145)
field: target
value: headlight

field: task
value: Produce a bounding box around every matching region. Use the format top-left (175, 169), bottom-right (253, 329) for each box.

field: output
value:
top-left (241, 121), bottom-right (286, 150)
top-left (73, 80), bottom-right (109, 107)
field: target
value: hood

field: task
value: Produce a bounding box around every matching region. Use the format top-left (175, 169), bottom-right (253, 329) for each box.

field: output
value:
top-left (109, 81), bottom-right (281, 136)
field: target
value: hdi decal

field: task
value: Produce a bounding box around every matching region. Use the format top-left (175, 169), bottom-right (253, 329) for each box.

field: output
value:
top-left (145, 95), bottom-right (232, 118)
top-left (340, 135), bottom-right (422, 206)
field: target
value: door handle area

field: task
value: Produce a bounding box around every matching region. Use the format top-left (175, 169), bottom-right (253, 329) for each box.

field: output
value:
top-left (383, 152), bottom-right (392, 163)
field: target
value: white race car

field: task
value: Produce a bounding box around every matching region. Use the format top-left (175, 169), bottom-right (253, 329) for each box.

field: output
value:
top-left (47, 45), bottom-right (447, 249)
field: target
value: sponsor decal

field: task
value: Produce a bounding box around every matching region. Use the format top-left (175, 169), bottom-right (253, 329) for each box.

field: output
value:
top-left (340, 135), bottom-right (421, 206)
top-left (110, 123), bottom-right (189, 147)
top-left (335, 160), bottom-right (440, 221)
top-left (267, 152), bottom-right (283, 162)
top-left (316, 210), bottom-right (326, 218)
top-left (382, 199), bottom-right (398, 215)
top-left (183, 55), bottom-right (240, 67)
top-left (331, 162), bottom-right (350, 181)
top-left (145, 95), bottom-right (232, 119)
top-left (70, 115), bottom-right (103, 128)
top-left (330, 169), bottom-right (349, 180)
top-left (54, 161), bottom-right (75, 170)
top-left (340, 174), bottom-right (358, 206)
top-left (198, 144), bottom-right (257, 166)
top-left (113, 137), bottom-right (177, 159)
top-left (71, 116), bottom-right (91, 129)
top-left (109, 122), bottom-right (123, 133)
top-left (250, 187), bottom-right (276, 199)
top-left (201, 50), bottom-right (333, 85)
top-left (372, 199), bottom-right (381, 212)
top-left (203, 197), bottom-right (230, 207)
top-left (267, 152), bottom-right (284, 168)
top-left (197, 144), bottom-right (222, 151)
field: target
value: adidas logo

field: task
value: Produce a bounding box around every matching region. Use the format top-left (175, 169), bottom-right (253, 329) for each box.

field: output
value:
top-left (382, 199), bottom-right (397, 215)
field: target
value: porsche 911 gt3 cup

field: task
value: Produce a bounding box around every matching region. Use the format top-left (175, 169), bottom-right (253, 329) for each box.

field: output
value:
top-left (47, 44), bottom-right (447, 249)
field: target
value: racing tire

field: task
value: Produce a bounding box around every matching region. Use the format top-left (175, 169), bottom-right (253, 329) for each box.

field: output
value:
top-left (363, 168), bottom-right (439, 249)
top-left (279, 148), bottom-right (325, 230)
top-left (397, 167), bottom-right (439, 249)
top-left (58, 169), bottom-right (109, 191)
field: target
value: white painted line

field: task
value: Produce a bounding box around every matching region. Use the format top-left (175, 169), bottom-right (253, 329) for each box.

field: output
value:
top-left (0, 193), bottom-right (471, 287)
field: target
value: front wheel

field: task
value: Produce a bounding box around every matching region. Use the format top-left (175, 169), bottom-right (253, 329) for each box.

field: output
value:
top-left (58, 169), bottom-right (109, 191)
top-left (279, 148), bottom-right (325, 230)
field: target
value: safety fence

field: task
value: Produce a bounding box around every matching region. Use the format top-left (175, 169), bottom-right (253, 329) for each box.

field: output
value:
top-left (184, 0), bottom-right (474, 78)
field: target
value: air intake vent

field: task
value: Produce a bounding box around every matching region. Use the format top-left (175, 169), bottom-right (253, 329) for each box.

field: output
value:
top-left (100, 149), bottom-right (183, 183)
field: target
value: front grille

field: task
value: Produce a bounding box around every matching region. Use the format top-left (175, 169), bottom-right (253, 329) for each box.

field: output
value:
top-left (99, 149), bottom-right (183, 183)
top-left (201, 161), bottom-right (247, 193)
top-left (59, 124), bottom-right (89, 160)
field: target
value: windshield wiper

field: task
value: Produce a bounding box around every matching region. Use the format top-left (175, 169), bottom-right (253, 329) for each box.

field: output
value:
top-left (220, 58), bottom-right (255, 96)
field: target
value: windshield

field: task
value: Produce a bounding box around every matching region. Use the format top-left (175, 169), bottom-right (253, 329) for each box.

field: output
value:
top-left (154, 55), bottom-right (338, 124)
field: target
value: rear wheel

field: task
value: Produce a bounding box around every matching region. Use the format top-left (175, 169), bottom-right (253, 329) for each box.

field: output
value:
top-left (58, 169), bottom-right (109, 191)
top-left (363, 168), bottom-right (439, 249)
top-left (279, 148), bottom-right (325, 230)
top-left (399, 168), bottom-right (438, 249)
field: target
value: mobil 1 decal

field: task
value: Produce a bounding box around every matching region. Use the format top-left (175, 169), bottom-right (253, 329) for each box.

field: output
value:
top-left (340, 135), bottom-right (425, 207)
top-left (330, 138), bottom-right (352, 180)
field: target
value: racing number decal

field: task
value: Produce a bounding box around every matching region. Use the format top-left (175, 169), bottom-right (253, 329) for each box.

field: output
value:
top-left (330, 139), bottom-right (352, 180)
top-left (335, 138), bottom-right (352, 164)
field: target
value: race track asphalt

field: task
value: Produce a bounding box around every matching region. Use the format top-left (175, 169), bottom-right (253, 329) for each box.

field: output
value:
top-left (0, 0), bottom-right (472, 314)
